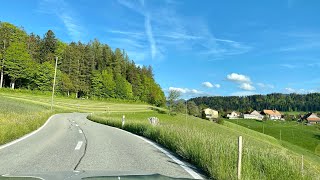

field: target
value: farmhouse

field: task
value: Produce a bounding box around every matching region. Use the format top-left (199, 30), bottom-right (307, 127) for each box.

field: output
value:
top-left (243, 110), bottom-right (264, 120)
top-left (203, 108), bottom-right (219, 119)
top-left (227, 111), bottom-right (241, 119)
top-left (302, 113), bottom-right (320, 124)
top-left (261, 109), bottom-right (282, 120)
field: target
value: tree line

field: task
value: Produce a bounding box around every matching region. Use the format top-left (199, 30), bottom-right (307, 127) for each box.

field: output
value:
top-left (0, 22), bottom-right (166, 106)
top-left (190, 93), bottom-right (320, 113)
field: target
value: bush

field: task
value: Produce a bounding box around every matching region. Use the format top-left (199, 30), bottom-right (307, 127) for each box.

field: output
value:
top-left (215, 118), bottom-right (224, 124)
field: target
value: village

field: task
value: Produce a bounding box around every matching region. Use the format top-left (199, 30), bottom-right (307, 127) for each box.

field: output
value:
top-left (202, 108), bottom-right (320, 125)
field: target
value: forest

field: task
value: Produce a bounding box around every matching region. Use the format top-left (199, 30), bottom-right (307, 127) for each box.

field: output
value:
top-left (0, 22), bottom-right (166, 106)
top-left (190, 93), bottom-right (320, 112)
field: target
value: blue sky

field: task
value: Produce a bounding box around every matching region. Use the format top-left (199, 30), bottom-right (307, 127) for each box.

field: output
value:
top-left (1, 0), bottom-right (320, 99)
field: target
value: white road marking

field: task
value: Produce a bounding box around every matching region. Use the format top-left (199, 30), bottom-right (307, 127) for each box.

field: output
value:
top-left (75, 124), bottom-right (79, 127)
top-left (114, 127), bottom-right (203, 179)
top-left (0, 115), bottom-right (56, 150)
top-left (137, 136), bottom-right (203, 179)
top-left (79, 129), bottom-right (83, 134)
top-left (75, 141), bottom-right (83, 150)
top-left (2, 174), bottom-right (45, 180)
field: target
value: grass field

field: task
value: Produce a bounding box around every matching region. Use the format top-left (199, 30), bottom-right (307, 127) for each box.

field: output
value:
top-left (226, 119), bottom-right (320, 156)
top-left (88, 111), bottom-right (320, 180)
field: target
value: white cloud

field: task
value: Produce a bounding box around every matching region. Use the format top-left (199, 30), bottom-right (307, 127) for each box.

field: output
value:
top-left (169, 87), bottom-right (203, 95)
top-left (202, 82), bottom-right (220, 88)
top-left (239, 83), bottom-right (255, 91)
top-left (257, 83), bottom-right (275, 89)
top-left (230, 91), bottom-right (256, 96)
top-left (202, 82), bottom-right (213, 88)
top-left (227, 73), bottom-right (251, 83)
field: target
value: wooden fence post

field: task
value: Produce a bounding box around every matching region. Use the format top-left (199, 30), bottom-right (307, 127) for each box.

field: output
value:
top-left (238, 136), bottom-right (243, 180)
top-left (301, 155), bottom-right (304, 176)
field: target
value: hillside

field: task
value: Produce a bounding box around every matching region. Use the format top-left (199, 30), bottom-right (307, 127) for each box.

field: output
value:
top-left (191, 93), bottom-right (320, 112)
top-left (0, 22), bottom-right (165, 106)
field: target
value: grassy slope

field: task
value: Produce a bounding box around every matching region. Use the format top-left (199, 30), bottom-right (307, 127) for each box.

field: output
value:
top-left (0, 95), bottom-right (55, 145)
top-left (226, 119), bottom-right (320, 156)
top-left (88, 111), bottom-right (320, 180)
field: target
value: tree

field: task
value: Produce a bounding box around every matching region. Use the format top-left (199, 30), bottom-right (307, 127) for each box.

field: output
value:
top-left (174, 100), bottom-right (186, 114)
top-left (0, 21), bottom-right (167, 105)
top-left (187, 101), bottom-right (200, 116)
top-left (4, 41), bottom-right (32, 89)
top-left (40, 30), bottom-right (57, 63)
top-left (0, 22), bottom-right (28, 88)
top-left (59, 73), bottom-right (74, 96)
top-left (167, 89), bottom-right (181, 115)
top-left (101, 69), bottom-right (116, 98)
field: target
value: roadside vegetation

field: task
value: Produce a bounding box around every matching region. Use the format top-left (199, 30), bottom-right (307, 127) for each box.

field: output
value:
top-left (88, 110), bottom-right (320, 180)
top-left (0, 95), bottom-right (54, 145)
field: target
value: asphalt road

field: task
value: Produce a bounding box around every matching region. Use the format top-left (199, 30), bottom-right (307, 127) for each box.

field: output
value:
top-left (0, 113), bottom-right (203, 179)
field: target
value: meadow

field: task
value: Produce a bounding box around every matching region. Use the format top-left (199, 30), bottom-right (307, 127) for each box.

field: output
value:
top-left (88, 111), bottom-right (320, 180)
top-left (226, 119), bottom-right (320, 157)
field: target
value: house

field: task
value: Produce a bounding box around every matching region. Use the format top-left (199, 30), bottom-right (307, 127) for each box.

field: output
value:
top-left (261, 109), bottom-right (282, 120)
top-left (302, 113), bottom-right (320, 124)
top-left (243, 110), bottom-right (264, 120)
top-left (227, 111), bottom-right (241, 119)
top-left (203, 108), bottom-right (219, 119)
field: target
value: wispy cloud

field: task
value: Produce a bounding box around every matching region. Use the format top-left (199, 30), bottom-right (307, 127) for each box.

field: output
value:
top-left (280, 64), bottom-right (298, 69)
top-left (257, 83), bottom-right (275, 89)
top-left (37, 0), bottom-right (84, 41)
top-left (167, 87), bottom-right (212, 99)
top-left (230, 91), bottom-right (257, 96)
top-left (144, 13), bottom-right (157, 59)
top-left (284, 87), bottom-right (316, 94)
top-left (115, 0), bottom-right (251, 61)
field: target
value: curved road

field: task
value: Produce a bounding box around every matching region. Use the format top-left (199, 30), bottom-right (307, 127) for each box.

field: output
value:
top-left (0, 113), bottom-right (203, 179)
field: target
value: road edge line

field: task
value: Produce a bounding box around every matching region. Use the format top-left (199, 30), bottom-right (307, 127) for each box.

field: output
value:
top-left (0, 114), bottom-right (56, 150)
top-left (104, 124), bottom-right (204, 179)
top-left (136, 135), bottom-right (203, 179)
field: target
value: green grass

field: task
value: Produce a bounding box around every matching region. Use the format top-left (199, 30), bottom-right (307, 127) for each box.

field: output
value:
top-left (88, 111), bottom-right (320, 180)
top-left (226, 119), bottom-right (320, 156)
top-left (0, 95), bottom-right (56, 145)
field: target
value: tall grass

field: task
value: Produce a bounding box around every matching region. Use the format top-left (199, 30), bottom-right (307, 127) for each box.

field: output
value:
top-left (0, 96), bottom-right (56, 145)
top-left (88, 111), bottom-right (320, 180)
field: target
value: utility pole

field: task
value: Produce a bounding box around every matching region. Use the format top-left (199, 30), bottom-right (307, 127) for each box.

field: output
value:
top-left (0, 40), bottom-right (5, 88)
top-left (51, 57), bottom-right (58, 111)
